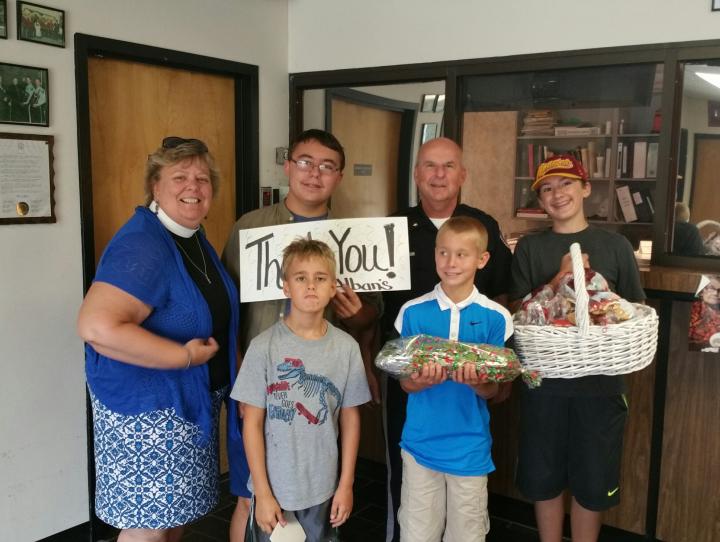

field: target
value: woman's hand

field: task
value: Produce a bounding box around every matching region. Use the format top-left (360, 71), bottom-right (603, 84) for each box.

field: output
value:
top-left (184, 337), bottom-right (219, 366)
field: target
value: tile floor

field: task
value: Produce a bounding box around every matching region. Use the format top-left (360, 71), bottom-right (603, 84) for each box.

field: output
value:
top-left (77, 458), bottom-right (542, 542)
top-left (177, 459), bottom-right (541, 542)
top-left (41, 458), bottom-right (644, 541)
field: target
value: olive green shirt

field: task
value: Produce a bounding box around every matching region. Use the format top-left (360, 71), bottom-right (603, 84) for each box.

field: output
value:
top-left (222, 201), bottom-right (383, 351)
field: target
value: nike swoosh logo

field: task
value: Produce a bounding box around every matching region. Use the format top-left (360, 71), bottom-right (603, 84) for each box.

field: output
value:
top-left (470, 321), bottom-right (482, 325)
top-left (607, 487), bottom-right (619, 497)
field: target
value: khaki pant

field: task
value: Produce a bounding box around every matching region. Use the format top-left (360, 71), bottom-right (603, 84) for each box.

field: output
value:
top-left (398, 449), bottom-right (489, 542)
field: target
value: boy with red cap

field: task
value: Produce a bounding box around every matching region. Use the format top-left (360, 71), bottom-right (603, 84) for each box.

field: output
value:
top-left (509, 154), bottom-right (645, 542)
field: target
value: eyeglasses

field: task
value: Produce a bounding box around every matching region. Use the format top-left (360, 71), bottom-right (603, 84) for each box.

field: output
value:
top-left (162, 136), bottom-right (208, 153)
top-left (289, 158), bottom-right (340, 175)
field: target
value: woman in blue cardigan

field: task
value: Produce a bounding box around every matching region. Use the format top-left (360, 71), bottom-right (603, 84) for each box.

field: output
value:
top-left (77, 137), bottom-right (248, 542)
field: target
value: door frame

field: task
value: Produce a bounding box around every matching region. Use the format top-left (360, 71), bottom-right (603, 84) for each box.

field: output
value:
top-left (75, 33), bottom-right (259, 290)
top-left (326, 87), bottom-right (417, 209)
top-left (74, 33), bottom-right (259, 541)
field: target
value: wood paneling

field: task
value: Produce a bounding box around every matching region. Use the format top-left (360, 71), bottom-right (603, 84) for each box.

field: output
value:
top-left (656, 301), bottom-right (720, 542)
top-left (461, 111), bottom-right (551, 237)
top-left (461, 111), bottom-right (517, 237)
top-left (640, 266), bottom-right (704, 294)
top-left (603, 361), bottom-right (655, 534)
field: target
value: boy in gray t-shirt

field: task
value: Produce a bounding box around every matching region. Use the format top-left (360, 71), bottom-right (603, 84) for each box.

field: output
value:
top-left (231, 239), bottom-right (370, 541)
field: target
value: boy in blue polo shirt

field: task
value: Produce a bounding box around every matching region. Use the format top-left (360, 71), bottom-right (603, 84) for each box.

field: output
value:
top-left (395, 216), bottom-right (513, 542)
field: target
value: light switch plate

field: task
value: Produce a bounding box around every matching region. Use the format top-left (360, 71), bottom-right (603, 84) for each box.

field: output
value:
top-left (275, 147), bottom-right (288, 165)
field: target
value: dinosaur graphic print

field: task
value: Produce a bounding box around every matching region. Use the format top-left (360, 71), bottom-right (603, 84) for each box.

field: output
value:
top-left (266, 357), bottom-right (342, 425)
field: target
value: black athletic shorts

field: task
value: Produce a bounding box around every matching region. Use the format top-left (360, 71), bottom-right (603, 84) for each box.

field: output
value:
top-left (515, 389), bottom-right (628, 511)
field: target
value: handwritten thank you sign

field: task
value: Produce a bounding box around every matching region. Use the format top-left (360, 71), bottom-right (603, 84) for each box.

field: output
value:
top-left (238, 217), bottom-right (410, 302)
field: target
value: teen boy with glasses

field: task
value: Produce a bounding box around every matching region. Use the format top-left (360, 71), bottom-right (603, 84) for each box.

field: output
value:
top-left (222, 128), bottom-right (380, 541)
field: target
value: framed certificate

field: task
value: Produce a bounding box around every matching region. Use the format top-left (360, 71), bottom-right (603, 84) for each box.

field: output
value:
top-left (0, 133), bottom-right (55, 224)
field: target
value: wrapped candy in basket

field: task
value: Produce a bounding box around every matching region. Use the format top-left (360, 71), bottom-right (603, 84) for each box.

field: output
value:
top-left (374, 334), bottom-right (541, 388)
top-left (513, 243), bottom-right (658, 379)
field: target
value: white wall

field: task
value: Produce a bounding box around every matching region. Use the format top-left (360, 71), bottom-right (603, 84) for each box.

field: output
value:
top-left (289, 0), bottom-right (720, 72)
top-left (0, 1), bottom-right (288, 540)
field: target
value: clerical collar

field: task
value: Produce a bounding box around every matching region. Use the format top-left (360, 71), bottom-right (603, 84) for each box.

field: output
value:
top-left (149, 201), bottom-right (199, 238)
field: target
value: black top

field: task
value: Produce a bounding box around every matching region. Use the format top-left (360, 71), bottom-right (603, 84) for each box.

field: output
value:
top-left (173, 232), bottom-right (231, 391)
top-left (382, 203), bottom-right (513, 336)
top-left (672, 221), bottom-right (705, 257)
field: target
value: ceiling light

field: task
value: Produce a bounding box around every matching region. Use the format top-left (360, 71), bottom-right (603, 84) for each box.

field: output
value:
top-left (696, 72), bottom-right (720, 89)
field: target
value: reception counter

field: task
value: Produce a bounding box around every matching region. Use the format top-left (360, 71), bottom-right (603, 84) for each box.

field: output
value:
top-left (488, 265), bottom-right (720, 542)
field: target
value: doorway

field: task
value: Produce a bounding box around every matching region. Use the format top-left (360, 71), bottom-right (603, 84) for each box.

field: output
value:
top-left (325, 88), bottom-right (416, 219)
top-left (75, 33), bottom-right (258, 541)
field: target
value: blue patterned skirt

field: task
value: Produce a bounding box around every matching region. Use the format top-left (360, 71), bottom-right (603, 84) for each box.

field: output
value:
top-left (90, 388), bottom-right (225, 529)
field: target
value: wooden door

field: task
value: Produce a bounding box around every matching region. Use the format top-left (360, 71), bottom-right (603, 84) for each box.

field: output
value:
top-left (88, 57), bottom-right (237, 471)
top-left (88, 57), bottom-right (236, 257)
top-left (329, 96), bottom-right (402, 464)
top-left (690, 136), bottom-right (720, 223)
top-left (330, 98), bottom-right (400, 218)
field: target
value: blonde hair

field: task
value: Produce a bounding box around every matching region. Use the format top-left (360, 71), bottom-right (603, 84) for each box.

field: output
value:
top-left (675, 202), bottom-right (690, 223)
top-left (143, 140), bottom-right (220, 206)
top-left (281, 238), bottom-right (337, 280)
top-left (437, 216), bottom-right (489, 253)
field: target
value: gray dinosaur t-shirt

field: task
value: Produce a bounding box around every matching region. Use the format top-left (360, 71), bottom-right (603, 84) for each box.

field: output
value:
top-left (230, 320), bottom-right (370, 510)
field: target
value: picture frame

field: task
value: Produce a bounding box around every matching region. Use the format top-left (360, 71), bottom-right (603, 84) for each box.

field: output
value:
top-left (421, 123), bottom-right (438, 144)
top-left (0, 132), bottom-right (56, 224)
top-left (1, 0), bottom-right (8, 39)
top-left (713, 0), bottom-right (720, 11)
top-left (421, 94), bottom-right (437, 113)
top-left (17, 1), bottom-right (65, 48)
top-left (708, 100), bottom-right (720, 127)
top-left (434, 94), bottom-right (445, 113)
top-left (0, 62), bottom-right (49, 126)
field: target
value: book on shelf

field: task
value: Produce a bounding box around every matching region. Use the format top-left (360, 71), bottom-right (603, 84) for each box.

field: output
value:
top-left (587, 141), bottom-right (597, 177)
top-left (616, 142), bottom-right (624, 177)
top-left (632, 141), bottom-right (648, 179)
top-left (516, 207), bottom-right (549, 219)
top-left (520, 110), bottom-right (557, 136)
top-left (646, 142), bottom-right (659, 178)
top-left (580, 147), bottom-right (590, 175)
top-left (631, 187), bottom-right (655, 223)
top-left (616, 185), bottom-right (638, 222)
top-left (604, 147), bottom-right (612, 178)
top-left (553, 125), bottom-right (601, 136)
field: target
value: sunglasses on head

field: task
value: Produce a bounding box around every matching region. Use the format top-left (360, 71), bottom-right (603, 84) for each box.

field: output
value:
top-left (161, 136), bottom-right (208, 153)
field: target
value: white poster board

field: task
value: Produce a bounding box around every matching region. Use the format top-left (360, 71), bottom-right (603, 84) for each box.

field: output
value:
top-left (238, 217), bottom-right (410, 302)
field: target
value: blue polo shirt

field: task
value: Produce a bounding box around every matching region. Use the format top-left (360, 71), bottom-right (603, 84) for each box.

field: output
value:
top-left (395, 283), bottom-right (513, 476)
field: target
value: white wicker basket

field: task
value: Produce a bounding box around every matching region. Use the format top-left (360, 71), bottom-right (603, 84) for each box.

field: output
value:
top-left (513, 243), bottom-right (658, 379)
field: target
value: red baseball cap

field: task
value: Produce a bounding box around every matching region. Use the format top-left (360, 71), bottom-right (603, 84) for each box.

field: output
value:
top-left (532, 154), bottom-right (588, 190)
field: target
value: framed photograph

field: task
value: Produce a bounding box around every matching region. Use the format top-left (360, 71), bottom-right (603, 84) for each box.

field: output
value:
top-left (1, 0), bottom-right (8, 39)
top-left (713, 0), bottom-right (720, 11)
top-left (421, 94), bottom-right (437, 113)
top-left (0, 132), bottom-right (56, 224)
top-left (17, 1), bottom-right (65, 48)
top-left (421, 123), bottom-right (438, 144)
top-left (434, 94), bottom-right (445, 113)
top-left (0, 62), bottom-right (49, 126)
